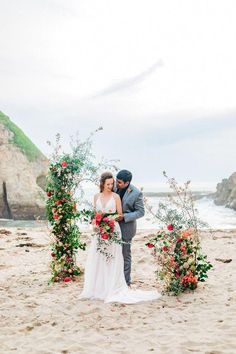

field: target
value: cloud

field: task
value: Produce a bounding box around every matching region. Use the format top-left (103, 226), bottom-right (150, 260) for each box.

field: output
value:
top-left (90, 59), bottom-right (164, 98)
top-left (144, 111), bottom-right (236, 148)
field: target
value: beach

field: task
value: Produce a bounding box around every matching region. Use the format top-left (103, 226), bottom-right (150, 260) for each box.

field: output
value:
top-left (0, 226), bottom-right (235, 354)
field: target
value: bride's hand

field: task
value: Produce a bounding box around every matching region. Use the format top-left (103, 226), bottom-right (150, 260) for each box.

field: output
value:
top-left (115, 214), bottom-right (124, 221)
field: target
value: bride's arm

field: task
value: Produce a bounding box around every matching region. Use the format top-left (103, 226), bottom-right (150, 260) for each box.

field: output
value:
top-left (114, 194), bottom-right (123, 216)
top-left (93, 193), bottom-right (99, 212)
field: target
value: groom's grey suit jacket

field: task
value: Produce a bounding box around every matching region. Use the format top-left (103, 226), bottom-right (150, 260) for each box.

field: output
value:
top-left (117, 184), bottom-right (145, 241)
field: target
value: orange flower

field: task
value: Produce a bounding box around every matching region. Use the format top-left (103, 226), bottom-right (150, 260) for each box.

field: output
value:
top-left (180, 245), bottom-right (187, 255)
top-left (181, 229), bottom-right (192, 239)
top-left (180, 271), bottom-right (198, 286)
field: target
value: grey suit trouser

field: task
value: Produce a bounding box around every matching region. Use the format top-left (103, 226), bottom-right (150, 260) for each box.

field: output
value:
top-left (122, 238), bottom-right (132, 285)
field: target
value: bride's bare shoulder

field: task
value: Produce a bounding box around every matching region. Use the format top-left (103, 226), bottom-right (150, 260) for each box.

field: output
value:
top-left (112, 192), bottom-right (119, 200)
top-left (94, 193), bottom-right (101, 201)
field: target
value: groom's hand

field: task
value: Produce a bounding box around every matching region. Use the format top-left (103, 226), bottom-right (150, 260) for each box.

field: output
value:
top-left (116, 214), bottom-right (124, 221)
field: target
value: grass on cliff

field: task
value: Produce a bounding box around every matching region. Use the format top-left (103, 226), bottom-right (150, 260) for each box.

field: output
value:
top-left (0, 111), bottom-right (44, 162)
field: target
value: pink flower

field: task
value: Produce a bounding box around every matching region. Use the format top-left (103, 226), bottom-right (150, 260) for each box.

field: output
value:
top-left (101, 233), bottom-right (109, 240)
top-left (63, 277), bottom-right (72, 282)
top-left (103, 217), bottom-right (109, 222)
top-left (61, 161), bottom-right (68, 168)
top-left (146, 243), bottom-right (155, 248)
top-left (53, 214), bottom-right (59, 219)
top-left (162, 246), bottom-right (169, 252)
top-left (167, 224), bottom-right (174, 231)
top-left (95, 213), bottom-right (102, 225)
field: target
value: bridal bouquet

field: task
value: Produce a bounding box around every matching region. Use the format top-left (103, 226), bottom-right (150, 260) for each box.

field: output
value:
top-left (92, 212), bottom-right (129, 261)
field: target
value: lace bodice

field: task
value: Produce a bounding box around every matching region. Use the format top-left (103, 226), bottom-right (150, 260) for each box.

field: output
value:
top-left (95, 194), bottom-right (116, 213)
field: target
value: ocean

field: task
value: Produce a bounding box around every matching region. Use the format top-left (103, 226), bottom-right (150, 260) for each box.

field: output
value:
top-left (1, 192), bottom-right (236, 230)
top-left (138, 195), bottom-right (236, 230)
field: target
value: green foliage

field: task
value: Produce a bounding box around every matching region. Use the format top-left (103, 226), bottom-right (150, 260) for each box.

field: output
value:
top-left (46, 130), bottom-right (106, 283)
top-left (91, 212), bottom-right (130, 261)
top-left (145, 172), bottom-right (213, 295)
top-left (0, 111), bottom-right (43, 161)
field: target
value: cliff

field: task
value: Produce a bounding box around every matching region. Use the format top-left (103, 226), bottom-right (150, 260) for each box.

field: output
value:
top-left (214, 172), bottom-right (236, 211)
top-left (0, 111), bottom-right (48, 219)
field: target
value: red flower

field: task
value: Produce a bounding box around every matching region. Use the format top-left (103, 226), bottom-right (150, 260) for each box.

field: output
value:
top-left (47, 191), bottom-right (52, 197)
top-left (177, 238), bottom-right (182, 243)
top-left (95, 213), bottom-right (102, 225)
top-left (180, 272), bottom-right (198, 286)
top-left (51, 252), bottom-right (55, 257)
top-left (63, 277), bottom-right (72, 282)
top-left (162, 246), bottom-right (169, 252)
top-left (55, 200), bottom-right (62, 205)
top-left (101, 233), bottom-right (109, 240)
top-left (61, 161), bottom-right (68, 168)
top-left (109, 220), bottom-right (115, 227)
top-left (167, 224), bottom-right (174, 231)
top-left (53, 214), bottom-right (59, 219)
top-left (175, 272), bottom-right (181, 278)
top-left (146, 243), bottom-right (155, 248)
top-left (180, 245), bottom-right (187, 254)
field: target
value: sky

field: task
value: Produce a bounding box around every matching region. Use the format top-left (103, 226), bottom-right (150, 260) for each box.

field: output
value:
top-left (0, 0), bottom-right (236, 190)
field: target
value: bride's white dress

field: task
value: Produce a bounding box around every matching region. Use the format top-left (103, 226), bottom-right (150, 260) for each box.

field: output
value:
top-left (79, 195), bottom-right (161, 303)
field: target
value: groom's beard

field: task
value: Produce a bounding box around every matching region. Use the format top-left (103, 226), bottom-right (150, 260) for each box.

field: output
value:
top-left (116, 185), bottom-right (128, 200)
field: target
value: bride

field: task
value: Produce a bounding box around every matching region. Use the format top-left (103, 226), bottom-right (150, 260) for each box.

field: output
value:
top-left (79, 172), bottom-right (161, 303)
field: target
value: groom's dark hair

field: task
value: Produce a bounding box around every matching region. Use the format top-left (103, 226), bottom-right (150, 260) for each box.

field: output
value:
top-left (116, 170), bottom-right (132, 183)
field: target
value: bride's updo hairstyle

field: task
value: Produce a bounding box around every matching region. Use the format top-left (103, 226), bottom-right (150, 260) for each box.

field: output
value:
top-left (100, 172), bottom-right (114, 192)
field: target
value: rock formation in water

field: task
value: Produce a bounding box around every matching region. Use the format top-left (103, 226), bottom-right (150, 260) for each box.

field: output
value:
top-left (214, 172), bottom-right (236, 211)
top-left (0, 111), bottom-right (48, 219)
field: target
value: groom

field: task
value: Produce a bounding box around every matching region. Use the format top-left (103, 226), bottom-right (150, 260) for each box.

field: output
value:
top-left (115, 170), bottom-right (145, 286)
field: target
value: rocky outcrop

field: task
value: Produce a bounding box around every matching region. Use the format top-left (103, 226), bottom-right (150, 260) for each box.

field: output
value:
top-left (0, 111), bottom-right (49, 219)
top-left (214, 172), bottom-right (236, 210)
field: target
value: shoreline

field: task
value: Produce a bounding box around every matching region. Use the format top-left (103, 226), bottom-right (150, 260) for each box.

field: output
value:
top-left (1, 221), bottom-right (236, 233)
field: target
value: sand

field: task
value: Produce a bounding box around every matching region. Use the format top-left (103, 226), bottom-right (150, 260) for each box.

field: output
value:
top-left (0, 226), bottom-right (235, 354)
